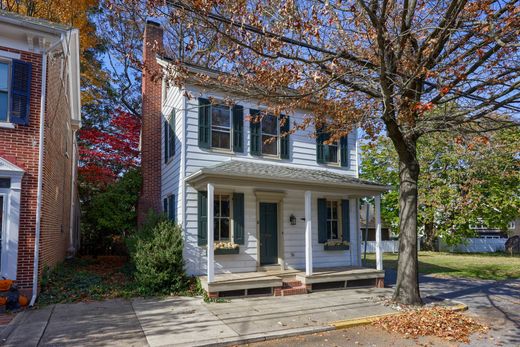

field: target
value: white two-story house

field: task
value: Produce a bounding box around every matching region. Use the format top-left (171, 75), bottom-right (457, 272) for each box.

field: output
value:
top-left (139, 21), bottom-right (387, 298)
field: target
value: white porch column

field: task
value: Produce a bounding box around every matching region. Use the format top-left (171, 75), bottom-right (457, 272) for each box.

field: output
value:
top-left (375, 194), bottom-right (383, 271)
top-left (305, 191), bottom-right (313, 276)
top-left (207, 183), bottom-right (215, 283)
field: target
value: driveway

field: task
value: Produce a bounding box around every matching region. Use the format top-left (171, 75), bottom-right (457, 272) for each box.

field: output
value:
top-left (0, 287), bottom-right (396, 347)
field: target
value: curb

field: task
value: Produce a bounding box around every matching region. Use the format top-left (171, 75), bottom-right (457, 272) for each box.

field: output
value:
top-left (331, 301), bottom-right (469, 330)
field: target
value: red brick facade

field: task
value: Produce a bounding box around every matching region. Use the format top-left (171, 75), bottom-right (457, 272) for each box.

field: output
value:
top-left (138, 21), bottom-right (164, 224)
top-left (0, 43), bottom-right (77, 292)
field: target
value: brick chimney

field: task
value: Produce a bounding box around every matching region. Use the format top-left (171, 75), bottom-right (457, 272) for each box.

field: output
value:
top-left (138, 20), bottom-right (164, 224)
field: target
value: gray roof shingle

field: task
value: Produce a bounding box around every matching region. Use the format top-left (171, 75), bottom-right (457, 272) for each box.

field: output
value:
top-left (189, 160), bottom-right (388, 190)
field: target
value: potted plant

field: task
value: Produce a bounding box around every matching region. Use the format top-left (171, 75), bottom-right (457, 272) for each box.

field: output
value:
top-left (214, 242), bottom-right (240, 255)
top-left (324, 240), bottom-right (350, 251)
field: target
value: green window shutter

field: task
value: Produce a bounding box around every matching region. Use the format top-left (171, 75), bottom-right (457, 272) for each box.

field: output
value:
top-left (232, 105), bottom-right (244, 153)
top-left (10, 60), bottom-right (32, 126)
top-left (233, 193), bottom-right (245, 244)
top-left (317, 198), bottom-right (327, 243)
top-left (341, 199), bottom-right (350, 243)
top-left (164, 120), bottom-right (169, 163)
top-left (340, 136), bottom-right (349, 167)
top-left (163, 198), bottom-right (168, 214)
top-left (280, 115), bottom-right (290, 159)
top-left (316, 128), bottom-right (325, 163)
top-left (198, 98), bottom-right (211, 149)
top-left (197, 191), bottom-right (208, 246)
top-left (168, 195), bottom-right (176, 222)
top-left (168, 111), bottom-right (175, 159)
top-left (250, 109), bottom-right (261, 155)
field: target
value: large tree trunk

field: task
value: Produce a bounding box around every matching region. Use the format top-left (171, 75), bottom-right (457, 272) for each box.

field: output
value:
top-left (392, 154), bottom-right (422, 305)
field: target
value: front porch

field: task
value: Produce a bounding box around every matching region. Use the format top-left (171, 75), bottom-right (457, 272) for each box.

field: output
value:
top-left (199, 266), bottom-right (385, 298)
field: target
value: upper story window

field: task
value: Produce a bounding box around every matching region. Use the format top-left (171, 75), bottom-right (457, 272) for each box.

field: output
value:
top-left (211, 104), bottom-right (231, 150)
top-left (250, 109), bottom-right (290, 159)
top-left (316, 128), bottom-right (349, 167)
top-left (0, 61), bottom-right (10, 122)
top-left (198, 98), bottom-right (243, 152)
top-left (0, 58), bottom-right (32, 125)
top-left (164, 110), bottom-right (175, 163)
top-left (261, 115), bottom-right (279, 155)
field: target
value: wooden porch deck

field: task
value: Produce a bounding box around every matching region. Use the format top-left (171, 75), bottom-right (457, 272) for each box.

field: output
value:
top-left (199, 267), bottom-right (384, 296)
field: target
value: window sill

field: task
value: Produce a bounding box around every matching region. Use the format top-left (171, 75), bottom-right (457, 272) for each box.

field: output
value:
top-left (0, 122), bottom-right (15, 129)
top-left (323, 244), bottom-right (349, 251)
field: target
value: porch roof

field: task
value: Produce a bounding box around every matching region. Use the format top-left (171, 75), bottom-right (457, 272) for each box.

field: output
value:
top-left (186, 160), bottom-right (389, 194)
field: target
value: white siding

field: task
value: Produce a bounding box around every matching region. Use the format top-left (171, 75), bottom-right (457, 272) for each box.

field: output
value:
top-left (161, 82), bottom-right (367, 276)
top-left (183, 85), bottom-right (359, 177)
top-left (161, 83), bottom-right (184, 223)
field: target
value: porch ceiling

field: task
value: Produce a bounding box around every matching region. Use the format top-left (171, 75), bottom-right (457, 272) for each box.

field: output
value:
top-left (186, 159), bottom-right (390, 194)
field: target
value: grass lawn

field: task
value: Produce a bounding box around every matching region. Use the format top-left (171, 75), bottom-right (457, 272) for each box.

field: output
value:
top-left (364, 251), bottom-right (520, 281)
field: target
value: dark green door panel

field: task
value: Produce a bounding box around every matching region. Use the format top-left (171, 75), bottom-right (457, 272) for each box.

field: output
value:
top-left (259, 202), bottom-right (278, 265)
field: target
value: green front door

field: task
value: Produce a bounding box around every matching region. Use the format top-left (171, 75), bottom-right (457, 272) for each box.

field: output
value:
top-left (259, 202), bottom-right (278, 265)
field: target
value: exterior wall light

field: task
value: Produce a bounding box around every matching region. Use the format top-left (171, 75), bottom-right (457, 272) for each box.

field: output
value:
top-left (290, 214), bottom-right (297, 225)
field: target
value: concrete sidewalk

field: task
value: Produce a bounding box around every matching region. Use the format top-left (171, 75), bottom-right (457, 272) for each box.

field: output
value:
top-left (0, 287), bottom-right (396, 347)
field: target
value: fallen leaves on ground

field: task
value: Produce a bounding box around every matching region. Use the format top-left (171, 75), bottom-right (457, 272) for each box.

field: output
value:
top-left (373, 306), bottom-right (488, 343)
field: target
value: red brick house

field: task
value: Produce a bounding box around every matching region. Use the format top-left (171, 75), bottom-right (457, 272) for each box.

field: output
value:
top-left (0, 11), bottom-right (81, 303)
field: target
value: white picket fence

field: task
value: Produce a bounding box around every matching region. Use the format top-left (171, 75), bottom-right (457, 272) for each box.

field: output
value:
top-left (361, 240), bottom-right (400, 253)
top-left (439, 238), bottom-right (506, 253)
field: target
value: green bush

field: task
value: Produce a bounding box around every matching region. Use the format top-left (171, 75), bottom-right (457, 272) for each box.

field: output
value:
top-left (131, 215), bottom-right (187, 294)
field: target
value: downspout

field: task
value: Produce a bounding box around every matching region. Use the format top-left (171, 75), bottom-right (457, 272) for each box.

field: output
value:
top-left (29, 35), bottom-right (64, 307)
top-left (67, 130), bottom-right (77, 257)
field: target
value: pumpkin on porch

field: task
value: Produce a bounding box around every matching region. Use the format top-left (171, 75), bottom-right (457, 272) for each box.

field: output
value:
top-left (0, 297), bottom-right (7, 306)
top-left (18, 295), bottom-right (28, 307)
top-left (0, 280), bottom-right (13, 292)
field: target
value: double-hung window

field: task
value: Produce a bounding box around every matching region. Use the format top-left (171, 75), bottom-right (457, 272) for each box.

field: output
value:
top-left (0, 61), bottom-right (9, 123)
top-left (250, 110), bottom-right (290, 158)
top-left (198, 98), bottom-right (244, 152)
top-left (317, 198), bottom-right (350, 245)
top-left (164, 110), bottom-right (175, 163)
top-left (316, 127), bottom-right (349, 167)
top-left (214, 194), bottom-right (231, 241)
top-left (261, 115), bottom-right (279, 156)
top-left (326, 200), bottom-right (340, 240)
top-left (211, 104), bottom-right (232, 150)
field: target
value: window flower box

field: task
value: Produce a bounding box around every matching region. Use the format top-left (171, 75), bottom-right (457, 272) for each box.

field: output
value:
top-left (213, 242), bottom-right (239, 255)
top-left (323, 241), bottom-right (350, 251)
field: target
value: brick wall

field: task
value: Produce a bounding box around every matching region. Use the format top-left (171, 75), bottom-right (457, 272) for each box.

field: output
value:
top-left (39, 47), bottom-right (75, 274)
top-left (0, 46), bottom-right (42, 289)
top-left (138, 21), bottom-right (164, 224)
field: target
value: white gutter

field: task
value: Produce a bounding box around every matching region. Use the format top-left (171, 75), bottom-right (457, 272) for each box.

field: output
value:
top-left (30, 35), bottom-right (65, 307)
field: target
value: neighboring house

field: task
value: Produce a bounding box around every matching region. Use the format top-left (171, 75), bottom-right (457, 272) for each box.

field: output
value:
top-left (139, 21), bottom-right (387, 297)
top-left (0, 11), bottom-right (81, 301)
top-left (359, 203), bottom-right (392, 241)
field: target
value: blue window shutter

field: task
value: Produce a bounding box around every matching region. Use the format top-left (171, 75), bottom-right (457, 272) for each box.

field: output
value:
top-left (198, 98), bottom-right (211, 148)
top-left (316, 128), bottom-right (326, 163)
top-left (164, 120), bottom-right (169, 163)
top-left (341, 199), bottom-right (350, 243)
top-left (10, 60), bottom-right (32, 125)
top-left (280, 115), bottom-right (290, 159)
top-left (250, 109), bottom-right (261, 155)
top-left (168, 195), bottom-right (176, 222)
top-left (233, 193), bottom-right (245, 244)
top-left (232, 105), bottom-right (243, 153)
top-left (340, 136), bottom-right (349, 167)
top-left (317, 198), bottom-right (327, 243)
top-left (163, 198), bottom-right (168, 214)
top-left (168, 111), bottom-right (175, 159)
top-left (197, 191), bottom-right (208, 246)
